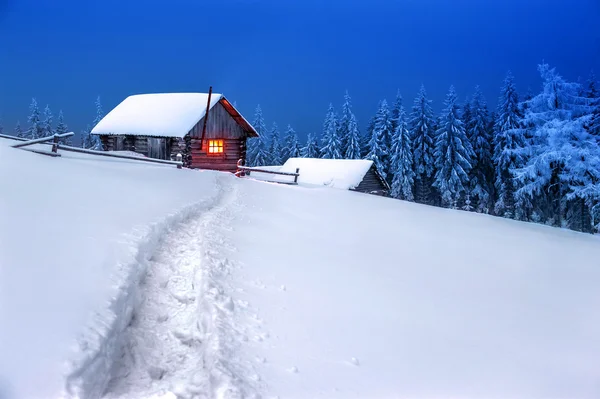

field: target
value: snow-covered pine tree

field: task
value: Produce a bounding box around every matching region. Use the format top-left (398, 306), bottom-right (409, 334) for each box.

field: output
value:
top-left (344, 112), bottom-right (361, 159)
top-left (589, 93), bottom-right (600, 138)
top-left (433, 86), bottom-right (473, 208)
top-left (465, 86), bottom-right (494, 213)
top-left (253, 139), bottom-right (270, 166)
top-left (90, 96), bottom-right (104, 149)
top-left (281, 125), bottom-right (301, 163)
top-left (27, 98), bottom-right (43, 139)
top-left (461, 97), bottom-right (472, 124)
top-left (81, 125), bottom-right (95, 149)
top-left (247, 105), bottom-right (269, 166)
top-left (15, 121), bottom-right (24, 138)
top-left (493, 71), bottom-right (525, 218)
top-left (586, 71), bottom-right (599, 137)
top-left (514, 63), bottom-right (598, 232)
top-left (320, 103), bottom-right (342, 159)
top-left (301, 133), bottom-right (320, 158)
top-left (42, 105), bottom-right (54, 138)
top-left (585, 71), bottom-right (598, 99)
top-left (410, 85), bottom-right (436, 204)
top-left (339, 91), bottom-right (353, 156)
top-left (360, 118), bottom-right (373, 158)
top-left (390, 89), bottom-right (402, 134)
top-left (390, 97), bottom-right (415, 200)
top-left (367, 99), bottom-right (393, 180)
top-left (55, 110), bottom-right (71, 145)
top-left (92, 96), bottom-right (103, 125)
top-left (268, 122), bottom-right (282, 165)
top-left (513, 89), bottom-right (537, 221)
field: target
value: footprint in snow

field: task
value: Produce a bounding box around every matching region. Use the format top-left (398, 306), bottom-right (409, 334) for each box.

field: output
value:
top-left (147, 365), bottom-right (165, 380)
top-left (171, 292), bottom-right (196, 304)
top-left (280, 285), bottom-right (286, 292)
top-left (172, 329), bottom-right (200, 346)
top-left (219, 296), bottom-right (235, 311)
top-left (254, 331), bottom-right (270, 342)
top-left (288, 366), bottom-right (298, 374)
top-left (156, 313), bottom-right (169, 323)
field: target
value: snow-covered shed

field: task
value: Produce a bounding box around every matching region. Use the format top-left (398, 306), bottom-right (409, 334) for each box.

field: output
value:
top-left (91, 92), bottom-right (258, 172)
top-left (279, 158), bottom-right (389, 195)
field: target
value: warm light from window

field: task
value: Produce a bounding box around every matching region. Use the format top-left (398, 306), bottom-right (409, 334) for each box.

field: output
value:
top-left (208, 139), bottom-right (224, 154)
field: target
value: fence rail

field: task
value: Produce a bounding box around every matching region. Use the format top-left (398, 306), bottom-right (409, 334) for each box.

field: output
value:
top-left (10, 132), bottom-right (75, 157)
top-left (0, 133), bottom-right (28, 142)
top-left (1, 132), bottom-right (182, 168)
top-left (54, 144), bottom-right (183, 168)
top-left (235, 159), bottom-right (300, 184)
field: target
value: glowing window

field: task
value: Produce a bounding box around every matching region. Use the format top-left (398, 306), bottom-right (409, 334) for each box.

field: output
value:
top-left (208, 139), bottom-right (224, 154)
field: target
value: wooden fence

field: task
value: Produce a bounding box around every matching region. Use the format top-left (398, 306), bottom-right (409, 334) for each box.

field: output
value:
top-left (1, 132), bottom-right (183, 168)
top-left (235, 159), bottom-right (300, 184)
top-left (10, 132), bottom-right (75, 157)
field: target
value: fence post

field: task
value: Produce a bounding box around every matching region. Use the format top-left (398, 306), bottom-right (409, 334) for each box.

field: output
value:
top-left (176, 153), bottom-right (182, 169)
top-left (51, 134), bottom-right (60, 153)
top-left (294, 168), bottom-right (300, 183)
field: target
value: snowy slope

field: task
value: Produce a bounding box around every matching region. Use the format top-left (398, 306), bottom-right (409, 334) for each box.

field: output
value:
top-left (2, 137), bottom-right (600, 399)
top-left (227, 182), bottom-right (600, 399)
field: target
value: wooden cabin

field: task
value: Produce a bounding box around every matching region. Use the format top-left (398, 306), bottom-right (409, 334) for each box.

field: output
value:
top-left (90, 92), bottom-right (258, 172)
top-left (275, 158), bottom-right (390, 196)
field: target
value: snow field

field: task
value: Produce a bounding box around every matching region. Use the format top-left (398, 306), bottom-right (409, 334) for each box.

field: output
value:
top-left (3, 136), bottom-right (600, 399)
top-left (225, 178), bottom-right (600, 399)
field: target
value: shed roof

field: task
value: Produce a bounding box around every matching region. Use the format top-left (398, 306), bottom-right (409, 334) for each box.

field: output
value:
top-left (279, 158), bottom-right (381, 190)
top-left (91, 93), bottom-right (258, 138)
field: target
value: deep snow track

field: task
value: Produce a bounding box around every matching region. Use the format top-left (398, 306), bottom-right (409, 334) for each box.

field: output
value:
top-left (102, 176), bottom-right (258, 399)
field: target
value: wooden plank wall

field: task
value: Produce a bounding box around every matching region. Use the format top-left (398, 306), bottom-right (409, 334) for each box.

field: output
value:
top-left (188, 101), bottom-right (247, 139)
top-left (101, 135), bottom-right (181, 160)
top-left (353, 166), bottom-right (389, 195)
top-left (170, 138), bottom-right (184, 159)
top-left (134, 137), bottom-right (149, 156)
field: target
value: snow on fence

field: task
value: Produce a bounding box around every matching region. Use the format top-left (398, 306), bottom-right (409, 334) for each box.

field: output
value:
top-left (10, 132), bottom-right (75, 157)
top-left (1, 132), bottom-right (183, 168)
top-left (235, 159), bottom-right (300, 184)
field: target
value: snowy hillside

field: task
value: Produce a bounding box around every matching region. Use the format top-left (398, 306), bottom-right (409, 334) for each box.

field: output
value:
top-left (1, 138), bottom-right (600, 399)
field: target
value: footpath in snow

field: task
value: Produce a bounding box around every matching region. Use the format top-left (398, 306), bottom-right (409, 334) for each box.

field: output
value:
top-left (102, 180), bottom-right (259, 399)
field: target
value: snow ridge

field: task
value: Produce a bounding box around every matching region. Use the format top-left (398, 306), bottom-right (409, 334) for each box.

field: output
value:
top-left (63, 175), bottom-right (224, 399)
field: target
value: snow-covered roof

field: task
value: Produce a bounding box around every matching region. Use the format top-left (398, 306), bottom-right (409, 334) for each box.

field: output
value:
top-left (279, 158), bottom-right (376, 190)
top-left (91, 93), bottom-right (257, 138)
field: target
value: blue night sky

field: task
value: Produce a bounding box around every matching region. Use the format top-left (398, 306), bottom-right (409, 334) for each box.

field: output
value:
top-left (1, 0), bottom-right (599, 139)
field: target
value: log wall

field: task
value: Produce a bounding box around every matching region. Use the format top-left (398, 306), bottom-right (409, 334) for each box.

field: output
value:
top-left (189, 138), bottom-right (246, 172)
